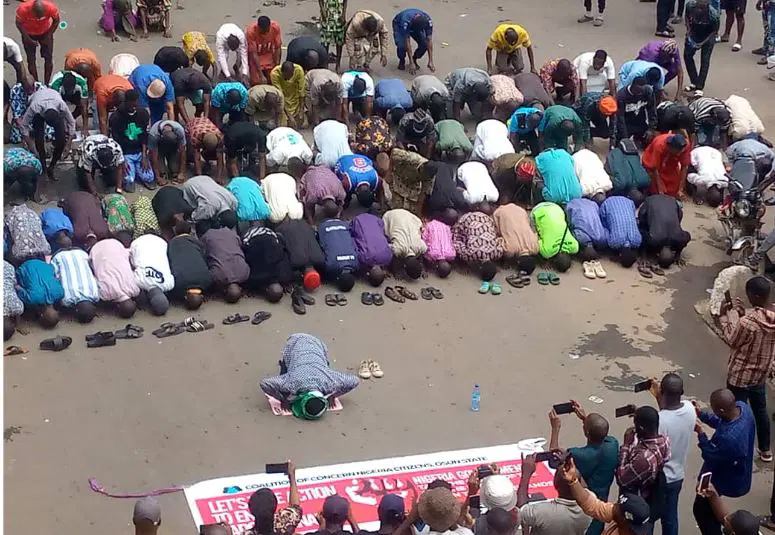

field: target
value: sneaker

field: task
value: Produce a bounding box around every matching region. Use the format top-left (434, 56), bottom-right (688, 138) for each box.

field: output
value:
top-left (592, 260), bottom-right (607, 278)
top-left (358, 360), bottom-right (372, 379)
top-left (670, 15), bottom-right (683, 24)
top-left (582, 261), bottom-right (596, 279)
top-left (760, 450), bottom-right (774, 462)
top-left (752, 47), bottom-right (767, 56)
top-left (693, 89), bottom-right (704, 97)
top-left (758, 56), bottom-right (769, 65)
top-left (368, 359), bottom-right (384, 378)
top-left (684, 84), bottom-right (697, 92)
top-left (593, 16), bottom-right (604, 26)
top-left (577, 13), bottom-right (594, 22)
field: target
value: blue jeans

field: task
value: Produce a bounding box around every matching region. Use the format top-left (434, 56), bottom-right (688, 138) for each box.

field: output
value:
top-left (768, 5), bottom-right (775, 54)
top-left (660, 479), bottom-right (683, 535)
top-left (123, 152), bottom-right (155, 185)
top-left (728, 382), bottom-right (771, 451)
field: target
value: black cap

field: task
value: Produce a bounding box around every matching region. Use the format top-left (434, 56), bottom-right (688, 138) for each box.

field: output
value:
top-left (618, 493), bottom-right (650, 535)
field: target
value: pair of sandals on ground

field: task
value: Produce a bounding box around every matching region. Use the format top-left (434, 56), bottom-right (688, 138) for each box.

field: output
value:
top-left (152, 317), bottom-right (215, 338)
top-left (34, 323), bottom-right (145, 351)
top-left (223, 310), bottom-right (273, 325)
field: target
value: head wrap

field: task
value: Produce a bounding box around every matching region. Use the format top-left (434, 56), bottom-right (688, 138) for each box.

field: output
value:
top-left (598, 95), bottom-right (618, 116)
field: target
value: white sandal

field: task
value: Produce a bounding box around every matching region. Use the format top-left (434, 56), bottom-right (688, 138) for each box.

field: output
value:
top-left (368, 359), bottom-right (384, 378)
top-left (358, 360), bottom-right (372, 379)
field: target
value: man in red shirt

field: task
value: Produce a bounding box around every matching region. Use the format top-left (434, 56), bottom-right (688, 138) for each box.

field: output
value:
top-left (642, 132), bottom-right (691, 198)
top-left (15, 0), bottom-right (60, 83)
top-left (246, 16), bottom-right (282, 85)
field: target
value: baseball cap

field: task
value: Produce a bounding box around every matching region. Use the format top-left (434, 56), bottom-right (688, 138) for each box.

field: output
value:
top-left (480, 475), bottom-right (517, 511)
top-left (378, 494), bottom-right (406, 523)
top-left (617, 493), bottom-right (650, 535)
top-left (133, 497), bottom-right (161, 525)
top-left (726, 510), bottom-right (760, 535)
top-left (322, 495), bottom-right (350, 522)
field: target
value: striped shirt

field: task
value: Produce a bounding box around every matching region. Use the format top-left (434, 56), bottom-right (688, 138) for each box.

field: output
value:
top-left (688, 97), bottom-right (730, 127)
top-left (50, 248), bottom-right (100, 307)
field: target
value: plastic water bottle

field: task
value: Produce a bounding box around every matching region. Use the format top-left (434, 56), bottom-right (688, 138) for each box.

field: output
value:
top-left (471, 384), bottom-right (481, 412)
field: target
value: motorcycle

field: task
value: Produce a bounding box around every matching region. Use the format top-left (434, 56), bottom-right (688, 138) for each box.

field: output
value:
top-left (718, 160), bottom-right (774, 265)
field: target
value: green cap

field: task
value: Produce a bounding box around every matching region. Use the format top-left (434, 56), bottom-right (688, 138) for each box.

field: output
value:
top-left (290, 391), bottom-right (329, 420)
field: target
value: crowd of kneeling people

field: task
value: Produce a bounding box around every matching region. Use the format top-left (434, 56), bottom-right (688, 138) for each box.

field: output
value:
top-left (6, 35), bottom-right (775, 341)
top-left (129, 372), bottom-right (764, 535)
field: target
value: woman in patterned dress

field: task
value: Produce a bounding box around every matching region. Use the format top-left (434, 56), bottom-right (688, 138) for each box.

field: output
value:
top-left (319, 0), bottom-right (347, 72)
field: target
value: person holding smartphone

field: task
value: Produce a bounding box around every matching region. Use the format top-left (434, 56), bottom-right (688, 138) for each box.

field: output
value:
top-left (716, 275), bottom-right (775, 463)
top-left (548, 404), bottom-right (618, 535)
top-left (694, 483), bottom-right (760, 535)
top-left (517, 452), bottom-right (591, 535)
top-left (646, 374), bottom-right (696, 535)
top-left (246, 461), bottom-right (302, 535)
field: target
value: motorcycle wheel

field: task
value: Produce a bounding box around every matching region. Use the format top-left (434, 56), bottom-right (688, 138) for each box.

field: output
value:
top-left (731, 242), bottom-right (755, 266)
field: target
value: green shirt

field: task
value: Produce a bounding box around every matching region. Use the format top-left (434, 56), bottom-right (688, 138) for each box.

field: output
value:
top-left (49, 70), bottom-right (88, 99)
top-left (530, 201), bottom-right (579, 258)
top-left (539, 105), bottom-right (582, 151)
top-left (435, 119), bottom-right (473, 152)
top-left (568, 436), bottom-right (620, 501)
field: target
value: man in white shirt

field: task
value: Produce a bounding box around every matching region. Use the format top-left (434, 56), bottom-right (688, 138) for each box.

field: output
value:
top-left (4, 37), bottom-right (25, 83)
top-left (340, 71), bottom-right (375, 125)
top-left (472, 119), bottom-right (515, 163)
top-left (687, 146), bottom-right (727, 207)
top-left (518, 454), bottom-right (591, 535)
top-left (573, 50), bottom-right (616, 95)
top-left (129, 233), bottom-right (175, 315)
top-left (314, 120), bottom-right (352, 168)
top-left (215, 23), bottom-right (249, 83)
top-left (648, 373), bottom-right (696, 535)
top-left (457, 162), bottom-right (499, 208)
top-left (262, 173), bottom-right (304, 223)
top-left (266, 127), bottom-right (313, 168)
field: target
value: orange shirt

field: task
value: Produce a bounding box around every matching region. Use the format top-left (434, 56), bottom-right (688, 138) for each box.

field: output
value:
top-left (94, 74), bottom-right (132, 110)
top-left (64, 48), bottom-right (103, 90)
top-left (246, 20), bottom-right (282, 81)
top-left (16, 0), bottom-right (60, 36)
top-left (641, 133), bottom-right (691, 198)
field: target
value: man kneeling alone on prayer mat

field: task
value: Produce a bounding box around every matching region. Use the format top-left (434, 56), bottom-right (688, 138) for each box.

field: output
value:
top-left (260, 333), bottom-right (359, 419)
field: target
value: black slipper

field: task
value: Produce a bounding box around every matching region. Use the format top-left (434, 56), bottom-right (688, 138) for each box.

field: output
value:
top-left (86, 330), bottom-right (115, 342)
top-left (4, 345), bottom-right (28, 356)
top-left (223, 313), bottom-right (251, 325)
top-left (420, 287), bottom-right (433, 300)
top-left (298, 291), bottom-right (315, 305)
top-left (114, 324), bottom-right (144, 339)
top-left (325, 294), bottom-right (338, 306)
top-left (361, 291), bottom-right (374, 305)
top-left (39, 335), bottom-right (73, 352)
top-left (372, 292), bottom-right (384, 306)
top-left (638, 263), bottom-right (653, 279)
top-left (186, 320), bottom-right (215, 332)
top-left (152, 323), bottom-right (185, 338)
top-left (252, 311), bottom-right (272, 325)
top-left (430, 287), bottom-right (444, 299)
top-left (87, 332), bottom-right (116, 348)
top-left (336, 293), bottom-right (348, 306)
top-left (291, 292), bottom-right (307, 315)
top-left (395, 285), bottom-right (418, 300)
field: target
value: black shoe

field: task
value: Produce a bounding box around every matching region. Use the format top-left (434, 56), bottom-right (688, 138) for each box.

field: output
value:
top-left (397, 59), bottom-right (406, 71)
top-left (86, 331), bottom-right (117, 348)
top-left (752, 47), bottom-right (767, 56)
top-left (291, 290), bottom-right (307, 315)
top-left (123, 181), bottom-right (136, 193)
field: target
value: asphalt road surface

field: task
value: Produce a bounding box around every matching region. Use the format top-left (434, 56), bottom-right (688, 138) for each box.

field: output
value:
top-left (3, 0), bottom-right (775, 532)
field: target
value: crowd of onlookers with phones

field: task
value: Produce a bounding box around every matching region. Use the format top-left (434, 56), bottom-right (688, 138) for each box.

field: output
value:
top-left (130, 269), bottom-right (775, 535)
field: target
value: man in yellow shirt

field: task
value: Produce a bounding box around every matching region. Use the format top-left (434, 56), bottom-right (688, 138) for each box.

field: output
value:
top-left (485, 23), bottom-right (536, 75)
